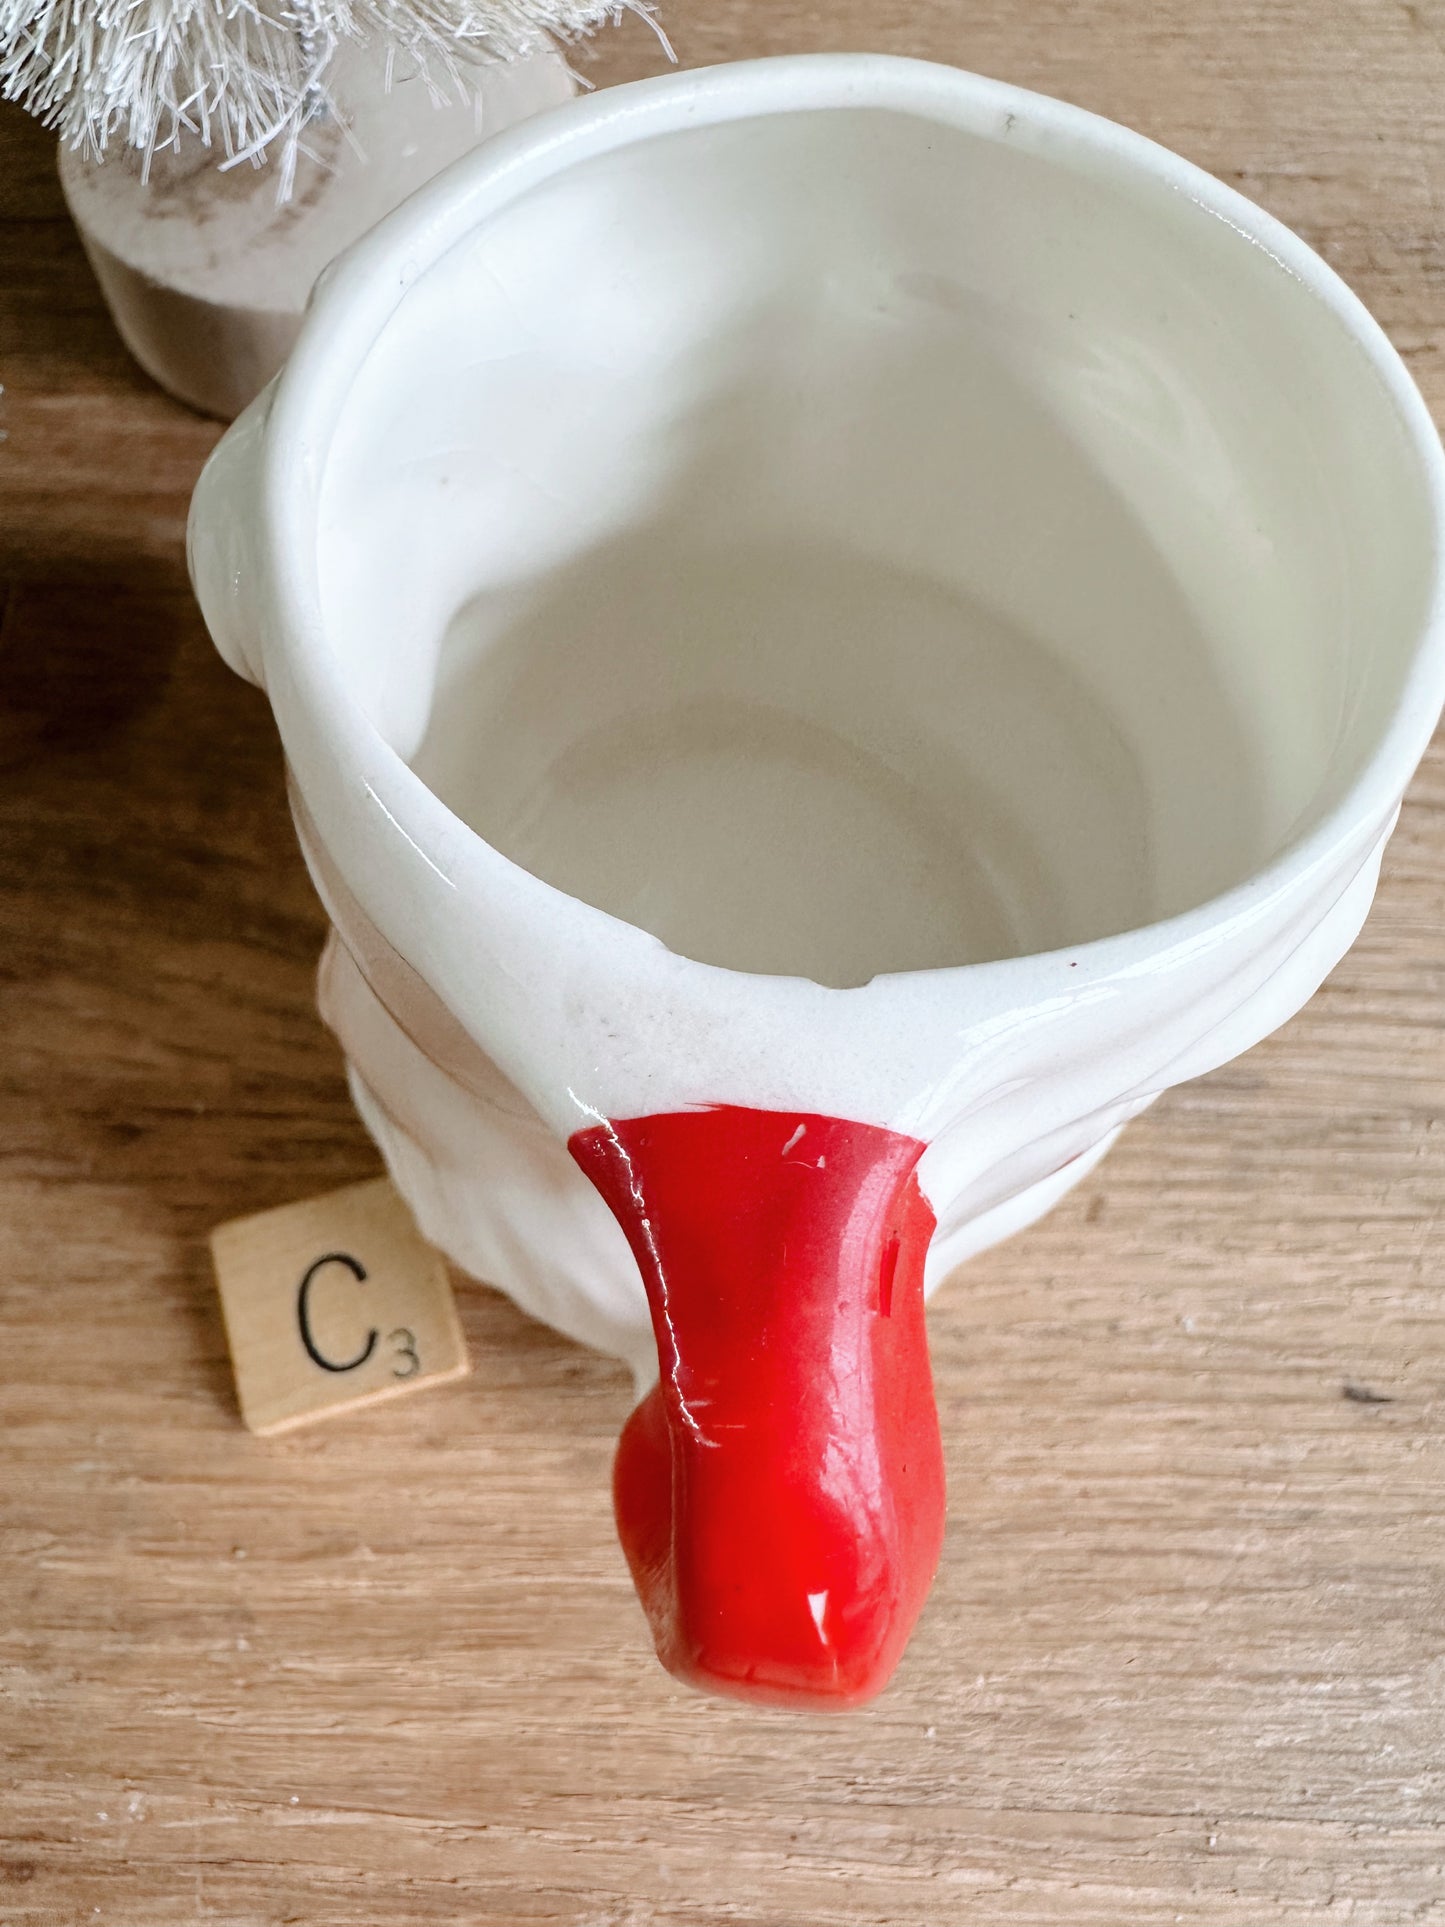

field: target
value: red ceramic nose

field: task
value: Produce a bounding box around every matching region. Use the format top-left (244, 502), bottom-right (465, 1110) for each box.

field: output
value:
top-left (569, 1105), bottom-right (945, 1708)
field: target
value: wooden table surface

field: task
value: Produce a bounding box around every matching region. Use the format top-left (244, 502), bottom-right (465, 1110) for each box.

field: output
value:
top-left (4, 4), bottom-right (1445, 1923)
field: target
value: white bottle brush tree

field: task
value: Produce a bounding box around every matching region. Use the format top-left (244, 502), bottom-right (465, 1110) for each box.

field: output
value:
top-left (0, 2), bottom-right (658, 415)
top-left (0, 1), bottom-right (652, 187)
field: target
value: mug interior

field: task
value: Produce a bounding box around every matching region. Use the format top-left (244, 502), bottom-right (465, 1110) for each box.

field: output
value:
top-left (316, 92), bottom-right (1435, 988)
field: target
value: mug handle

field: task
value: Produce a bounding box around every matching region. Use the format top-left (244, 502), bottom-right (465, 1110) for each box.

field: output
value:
top-left (187, 382), bottom-right (275, 689)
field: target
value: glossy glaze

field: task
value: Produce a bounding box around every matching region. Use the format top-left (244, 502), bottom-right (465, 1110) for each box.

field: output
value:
top-left (188, 57), bottom-right (1445, 1708)
top-left (572, 1105), bottom-right (943, 1706)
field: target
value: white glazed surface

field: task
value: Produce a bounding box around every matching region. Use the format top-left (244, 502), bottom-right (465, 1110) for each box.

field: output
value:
top-left (189, 57), bottom-right (1445, 1378)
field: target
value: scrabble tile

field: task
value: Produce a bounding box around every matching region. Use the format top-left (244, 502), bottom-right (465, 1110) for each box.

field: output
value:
top-left (210, 1177), bottom-right (469, 1435)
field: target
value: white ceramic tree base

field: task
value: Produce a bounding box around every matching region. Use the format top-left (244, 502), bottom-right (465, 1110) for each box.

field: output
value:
top-left (59, 38), bottom-right (574, 419)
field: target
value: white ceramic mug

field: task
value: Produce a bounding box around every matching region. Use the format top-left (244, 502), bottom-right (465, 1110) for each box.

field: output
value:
top-left (189, 55), bottom-right (1445, 1707)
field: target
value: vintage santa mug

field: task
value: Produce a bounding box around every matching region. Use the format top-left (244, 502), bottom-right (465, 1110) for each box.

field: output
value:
top-left (189, 54), bottom-right (1445, 1708)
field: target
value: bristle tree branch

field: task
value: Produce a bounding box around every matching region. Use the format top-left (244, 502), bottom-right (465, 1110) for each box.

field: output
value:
top-left (1, 0), bottom-right (654, 188)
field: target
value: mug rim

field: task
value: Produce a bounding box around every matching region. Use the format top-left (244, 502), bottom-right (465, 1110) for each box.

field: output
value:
top-left (260, 51), bottom-right (1445, 992)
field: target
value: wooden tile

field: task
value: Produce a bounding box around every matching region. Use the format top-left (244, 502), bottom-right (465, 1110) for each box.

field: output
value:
top-left (209, 1177), bottom-right (469, 1434)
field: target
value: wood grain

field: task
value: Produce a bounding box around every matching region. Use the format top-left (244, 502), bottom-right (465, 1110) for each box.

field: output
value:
top-left (3, 4), bottom-right (1445, 1921)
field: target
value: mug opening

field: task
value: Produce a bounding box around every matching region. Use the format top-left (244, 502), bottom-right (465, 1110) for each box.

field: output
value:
top-left (306, 76), bottom-right (1441, 989)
